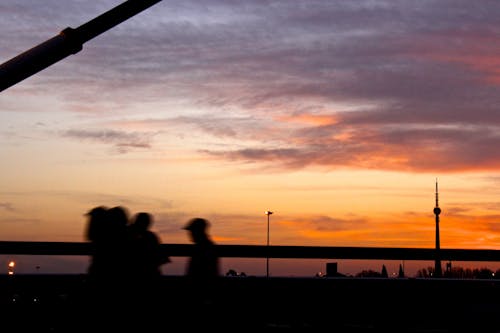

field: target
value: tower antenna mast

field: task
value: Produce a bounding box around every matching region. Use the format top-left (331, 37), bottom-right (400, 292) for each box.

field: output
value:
top-left (433, 178), bottom-right (442, 277)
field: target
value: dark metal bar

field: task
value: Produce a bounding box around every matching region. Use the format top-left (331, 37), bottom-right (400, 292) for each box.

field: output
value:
top-left (1, 241), bottom-right (500, 262)
top-left (0, 0), bottom-right (162, 92)
top-left (76, 0), bottom-right (162, 43)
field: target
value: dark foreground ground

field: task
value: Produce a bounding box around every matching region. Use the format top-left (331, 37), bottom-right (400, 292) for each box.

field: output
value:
top-left (1, 274), bottom-right (500, 332)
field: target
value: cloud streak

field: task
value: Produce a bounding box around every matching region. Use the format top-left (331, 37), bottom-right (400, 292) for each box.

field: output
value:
top-left (0, 202), bottom-right (15, 212)
top-left (62, 128), bottom-right (154, 153)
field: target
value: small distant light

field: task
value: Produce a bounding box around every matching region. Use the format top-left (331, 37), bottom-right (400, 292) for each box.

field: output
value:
top-left (8, 261), bottom-right (15, 275)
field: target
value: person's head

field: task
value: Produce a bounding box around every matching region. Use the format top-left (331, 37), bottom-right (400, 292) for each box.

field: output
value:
top-left (133, 212), bottom-right (152, 231)
top-left (107, 206), bottom-right (129, 236)
top-left (86, 206), bottom-right (107, 220)
top-left (183, 217), bottom-right (209, 242)
top-left (84, 206), bottom-right (108, 241)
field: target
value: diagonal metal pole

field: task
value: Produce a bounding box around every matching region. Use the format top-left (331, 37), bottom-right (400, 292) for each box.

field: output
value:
top-left (0, 0), bottom-right (162, 92)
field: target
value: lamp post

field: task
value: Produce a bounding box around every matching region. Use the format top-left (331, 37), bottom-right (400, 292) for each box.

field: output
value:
top-left (265, 210), bottom-right (273, 278)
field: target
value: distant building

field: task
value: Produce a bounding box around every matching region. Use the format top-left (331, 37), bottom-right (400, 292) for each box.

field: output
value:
top-left (325, 262), bottom-right (345, 277)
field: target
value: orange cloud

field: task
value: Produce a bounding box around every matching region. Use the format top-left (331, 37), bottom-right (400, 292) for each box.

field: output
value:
top-left (278, 114), bottom-right (338, 126)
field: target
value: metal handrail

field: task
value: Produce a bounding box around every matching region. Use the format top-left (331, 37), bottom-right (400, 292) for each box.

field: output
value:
top-left (1, 241), bottom-right (500, 262)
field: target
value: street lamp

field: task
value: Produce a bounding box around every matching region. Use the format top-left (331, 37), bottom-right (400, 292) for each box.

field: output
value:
top-left (265, 210), bottom-right (273, 278)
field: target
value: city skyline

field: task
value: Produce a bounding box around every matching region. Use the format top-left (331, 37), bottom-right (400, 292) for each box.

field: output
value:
top-left (1, 0), bottom-right (500, 276)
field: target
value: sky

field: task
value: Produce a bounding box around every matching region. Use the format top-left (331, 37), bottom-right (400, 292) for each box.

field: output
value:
top-left (1, 0), bottom-right (500, 276)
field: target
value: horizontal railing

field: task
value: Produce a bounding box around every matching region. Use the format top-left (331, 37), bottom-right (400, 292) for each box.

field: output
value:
top-left (1, 241), bottom-right (500, 262)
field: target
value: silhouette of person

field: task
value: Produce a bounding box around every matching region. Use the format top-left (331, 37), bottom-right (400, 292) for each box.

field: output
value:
top-left (85, 205), bottom-right (130, 278)
top-left (183, 217), bottom-right (220, 279)
top-left (83, 205), bottom-right (131, 331)
top-left (84, 205), bottom-right (109, 278)
top-left (101, 205), bottom-right (130, 278)
top-left (123, 211), bottom-right (170, 329)
top-left (182, 217), bottom-right (221, 329)
top-left (128, 212), bottom-right (170, 281)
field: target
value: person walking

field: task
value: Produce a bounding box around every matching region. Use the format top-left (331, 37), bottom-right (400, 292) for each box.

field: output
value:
top-left (182, 217), bottom-right (220, 329)
top-left (183, 217), bottom-right (219, 279)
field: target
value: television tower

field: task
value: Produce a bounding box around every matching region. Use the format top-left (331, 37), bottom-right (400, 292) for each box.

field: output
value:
top-left (433, 179), bottom-right (442, 277)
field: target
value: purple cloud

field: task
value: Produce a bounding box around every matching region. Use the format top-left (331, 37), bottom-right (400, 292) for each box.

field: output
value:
top-left (3, 0), bottom-right (500, 172)
top-left (62, 129), bottom-right (153, 153)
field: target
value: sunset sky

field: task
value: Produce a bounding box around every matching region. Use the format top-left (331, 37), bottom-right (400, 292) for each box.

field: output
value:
top-left (1, 0), bottom-right (500, 276)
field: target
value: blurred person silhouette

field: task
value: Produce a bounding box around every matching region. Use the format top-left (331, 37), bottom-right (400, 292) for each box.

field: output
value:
top-left (182, 217), bottom-right (221, 328)
top-left (129, 211), bottom-right (170, 280)
top-left (126, 211), bottom-right (171, 329)
top-left (102, 205), bottom-right (130, 277)
top-left (83, 205), bottom-right (131, 331)
top-left (85, 205), bottom-right (130, 279)
top-left (183, 217), bottom-right (220, 279)
top-left (85, 205), bottom-right (109, 278)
